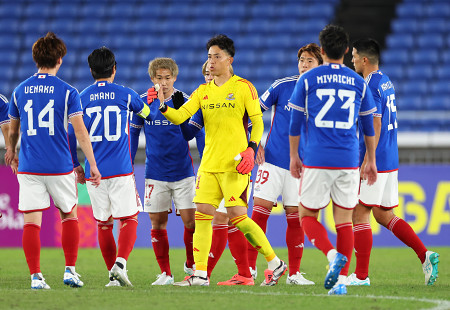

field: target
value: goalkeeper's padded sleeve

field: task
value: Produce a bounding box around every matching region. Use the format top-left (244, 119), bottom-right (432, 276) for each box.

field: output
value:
top-left (248, 114), bottom-right (263, 147)
top-left (235, 142), bottom-right (257, 174)
top-left (147, 87), bottom-right (158, 105)
top-left (68, 123), bottom-right (80, 168)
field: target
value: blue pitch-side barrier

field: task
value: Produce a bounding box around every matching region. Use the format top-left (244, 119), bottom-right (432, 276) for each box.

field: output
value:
top-left (132, 164), bottom-right (450, 248)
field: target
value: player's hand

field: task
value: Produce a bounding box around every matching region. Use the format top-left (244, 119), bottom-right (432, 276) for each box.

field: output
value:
top-left (172, 91), bottom-right (185, 110)
top-left (235, 147), bottom-right (255, 175)
top-left (147, 85), bottom-right (159, 105)
top-left (10, 155), bottom-right (18, 175)
top-left (89, 166), bottom-right (102, 188)
top-left (290, 154), bottom-right (303, 179)
top-left (74, 165), bottom-right (86, 184)
top-left (4, 147), bottom-right (16, 166)
top-left (255, 145), bottom-right (265, 165)
top-left (362, 160), bottom-right (377, 186)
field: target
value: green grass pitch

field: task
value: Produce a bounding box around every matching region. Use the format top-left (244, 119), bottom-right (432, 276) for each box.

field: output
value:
top-left (0, 247), bottom-right (448, 310)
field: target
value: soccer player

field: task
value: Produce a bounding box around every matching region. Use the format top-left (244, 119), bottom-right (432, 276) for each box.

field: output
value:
top-left (348, 38), bottom-right (439, 286)
top-left (78, 46), bottom-right (154, 287)
top-left (289, 25), bottom-right (378, 295)
top-left (0, 93), bottom-right (18, 177)
top-left (4, 32), bottom-right (101, 290)
top-left (157, 34), bottom-right (287, 286)
top-left (249, 43), bottom-right (323, 285)
top-left (130, 57), bottom-right (205, 285)
top-left (180, 61), bottom-right (254, 285)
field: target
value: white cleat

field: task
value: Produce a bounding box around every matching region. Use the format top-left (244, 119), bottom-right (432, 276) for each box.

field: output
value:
top-left (286, 271), bottom-right (315, 285)
top-left (183, 262), bottom-right (195, 276)
top-left (152, 272), bottom-right (174, 285)
top-left (111, 263), bottom-right (133, 287)
top-left (105, 279), bottom-right (121, 287)
top-left (346, 273), bottom-right (370, 286)
top-left (173, 275), bottom-right (209, 286)
top-left (422, 251), bottom-right (439, 286)
top-left (63, 267), bottom-right (84, 288)
top-left (31, 273), bottom-right (51, 290)
top-left (250, 266), bottom-right (257, 280)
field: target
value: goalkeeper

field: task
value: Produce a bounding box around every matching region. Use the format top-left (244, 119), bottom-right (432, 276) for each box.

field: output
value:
top-left (155, 34), bottom-right (286, 286)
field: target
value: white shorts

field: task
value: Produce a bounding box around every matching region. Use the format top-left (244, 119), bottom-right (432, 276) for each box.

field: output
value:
top-left (143, 176), bottom-right (196, 213)
top-left (253, 162), bottom-right (300, 206)
top-left (18, 172), bottom-right (77, 214)
top-left (359, 170), bottom-right (398, 208)
top-left (300, 168), bottom-right (359, 210)
top-left (86, 174), bottom-right (142, 222)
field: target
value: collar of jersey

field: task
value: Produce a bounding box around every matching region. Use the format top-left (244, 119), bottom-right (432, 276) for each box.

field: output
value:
top-left (34, 73), bottom-right (54, 77)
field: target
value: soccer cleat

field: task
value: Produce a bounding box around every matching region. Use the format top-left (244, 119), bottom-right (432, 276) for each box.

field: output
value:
top-left (328, 283), bottom-right (347, 295)
top-left (31, 273), bottom-right (51, 290)
top-left (184, 262), bottom-right (195, 276)
top-left (286, 272), bottom-right (315, 285)
top-left (217, 274), bottom-right (254, 286)
top-left (346, 273), bottom-right (370, 286)
top-left (173, 275), bottom-right (209, 286)
top-left (152, 272), bottom-right (174, 285)
top-left (260, 260), bottom-right (287, 286)
top-left (422, 251), bottom-right (439, 286)
top-left (324, 253), bottom-right (347, 289)
top-left (63, 267), bottom-right (84, 288)
top-left (111, 263), bottom-right (133, 287)
top-left (105, 278), bottom-right (121, 287)
top-left (250, 267), bottom-right (257, 280)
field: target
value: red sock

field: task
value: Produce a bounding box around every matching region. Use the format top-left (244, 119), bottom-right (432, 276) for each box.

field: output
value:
top-left (353, 223), bottom-right (372, 280)
top-left (301, 216), bottom-right (334, 256)
top-left (286, 212), bottom-right (303, 276)
top-left (336, 222), bottom-right (353, 276)
top-left (388, 216), bottom-right (427, 263)
top-left (151, 229), bottom-right (171, 275)
top-left (228, 225), bottom-right (252, 278)
top-left (117, 218), bottom-right (137, 261)
top-left (247, 205), bottom-right (271, 269)
top-left (98, 223), bottom-right (117, 270)
top-left (23, 223), bottom-right (41, 274)
top-left (207, 224), bottom-right (228, 277)
top-left (61, 218), bottom-right (79, 266)
top-left (184, 227), bottom-right (195, 268)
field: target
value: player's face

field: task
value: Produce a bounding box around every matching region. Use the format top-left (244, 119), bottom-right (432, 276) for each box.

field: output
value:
top-left (351, 48), bottom-right (363, 74)
top-left (298, 51), bottom-right (320, 75)
top-left (208, 46), bottom-right (232, 76)
top-left (151, 68), bottom-right (177, 98)
top-left (204, 69), bottom-right (213, 83)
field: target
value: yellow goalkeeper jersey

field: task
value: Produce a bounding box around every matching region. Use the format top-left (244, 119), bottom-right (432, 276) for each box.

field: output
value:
top-left (162, 74), bottom-right (263, 172)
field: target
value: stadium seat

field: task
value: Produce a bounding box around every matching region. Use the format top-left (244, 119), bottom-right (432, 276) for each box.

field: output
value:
top-left (416, 34), bottom-right (445, 49)
top-left (381, 49), bottom-right (409, 65)
top-left (249, 3), bottom-right (279, 18)
top-left (405, 65), bottom-right (434, 80)
top-left (308, 3), bottom-right (335, 19)
top-left (380, 65), bottom-right (404, 82)
top-left (396, 3), bottom-right (424, 18)
top-left (0, 3), bottom-right (22, 18)
top-left (401, 80), bottom-right (428, 96)
top-left (385, 34), bottom-right (414, 49)
top-left (426, 2), bottom-right (450, 18)
top-left (397, 96), bottom-right (424, 111)
top-left (420, 19), bottom-right (448, 33)
top-left (425, 96), bottom-right (450, 111)
top-left (391, 19), bottom-right (420, 34)
top-left (411, 50), bottom-right (439, 64)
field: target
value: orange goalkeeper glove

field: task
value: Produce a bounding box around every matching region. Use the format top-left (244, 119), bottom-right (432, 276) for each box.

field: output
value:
top-left (147, 84), bottom-right (159, 105)
top-left (235, 141), bottom-right (258, 175)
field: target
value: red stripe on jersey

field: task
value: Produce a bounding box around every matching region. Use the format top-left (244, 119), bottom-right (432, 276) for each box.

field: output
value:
top-left (86, 172), bottom-right (134, 180)
top-left (378, 168), bottom-right (398, 173)
top-left (18, 170), bottom-right (74, 176)
top-left (238, 79), bottom-right (257, 100)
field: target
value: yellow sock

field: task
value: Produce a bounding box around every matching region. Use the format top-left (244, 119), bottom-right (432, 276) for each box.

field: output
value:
top-left (230, 214), bottom-right (276, 262)
top-left (193, 211), bottom-right (214, 272)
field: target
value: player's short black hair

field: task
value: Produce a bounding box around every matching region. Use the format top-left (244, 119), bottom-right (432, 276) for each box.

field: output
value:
top-left (352, 38), bottom-right (380, 65)
top-left (206, 34), bottom-right (235, 57)
top-left (319, 25), bottom-right (349, 60)
top-left (88, 46), bottom-right (116, 80)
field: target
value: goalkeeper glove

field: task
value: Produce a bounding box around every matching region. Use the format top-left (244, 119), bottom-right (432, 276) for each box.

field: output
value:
top-left (172, 91), bottom-right (185, 109)
top-left (147, 85), bottom-right (159, 105)
top-left (235, 141), bottom-right (258, 175)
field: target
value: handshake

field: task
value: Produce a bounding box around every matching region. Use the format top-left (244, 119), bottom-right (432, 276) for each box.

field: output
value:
top-left (146, 84), bottom-right (185, 113)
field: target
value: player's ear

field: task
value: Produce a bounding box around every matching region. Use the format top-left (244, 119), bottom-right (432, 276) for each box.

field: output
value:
top-left (320, 47), bottom-right (326, 55)
top-left (228, 56), bottom-right (234, 65)
top-left (344, 46), bottom-right (349, 55)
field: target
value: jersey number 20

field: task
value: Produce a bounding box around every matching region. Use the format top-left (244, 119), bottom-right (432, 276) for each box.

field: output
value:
top-left (86, 106), bottom-right (122, 142)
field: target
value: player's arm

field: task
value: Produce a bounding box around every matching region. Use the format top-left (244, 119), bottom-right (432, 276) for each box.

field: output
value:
top-left (129, 113), bottom-right (143, 165)
top-left (158, 88), bottom-right (200, 125)
top-left (4, 119), bottom-right (19, 170)
top-left (359, 85), bottom-right (377, 185)
top-left (289, 109), bottom-right (303, 179)
top-left (71, 115), bottom-right (101, 186)
top-left (68, 123), bottom-right (85, 184)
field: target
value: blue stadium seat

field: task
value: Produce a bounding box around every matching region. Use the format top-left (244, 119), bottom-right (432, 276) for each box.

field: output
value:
top-left (397, 95), bottom-right (424, 111)
top-left (80, 3), bottom-right (107, 18)
top-left (391, 19), bottom-right (420, 34)
top-left (381, 49), bottom-right (409, 65)
top-left (222, 3), bottom-right (252, 18)
top-left (0, 34), bottom-right (21, 49)
top-left (54, 3), bottom-right (79, 18)
top-left (0, 51), bottom-right (17, 65)
top-left (49, 19), bottom-right (77, 35)
top-left (416, 34), bottom-right (445, 48)
top-left (396, 3), bottom-right (424, 18)
top-left (436, 65), bottom-right (450, 79)
top-left (109, 3), bottom-right (137, 17)
top-left (426, 2), bottom-right (450, 18)
top-left (442, 50), bottom-right (450, 63)
top-left (246, 19), bottom-right (273, 33)
top-left (216, 18), bottom-right (242, 34)
top-left (308, 3), bottom-right (335, 19)
top-left (406, 65), bottom-right (434, 80)
top-left (420, 19), bottom-right (448, 33)
top-left (386, 34), bottom-right (414, 49)
top-left (278, 3), bottom-right (309, 18)
top-left (380, 65), bottom-right (404, 81)
top-left (411, 50), bottom-right (439, 64)
top-left (249, 3), bottom-right (279, 18)
top-left (0, 3), bottom-right (22, 18)
top-left (24, 3), bottom-right (52, 18)
top-left (426, 95), bottom-right (450, 110)
top-left (401, 80), bottom-right (428, 95)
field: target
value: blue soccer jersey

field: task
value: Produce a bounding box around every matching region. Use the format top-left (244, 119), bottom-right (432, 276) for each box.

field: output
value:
top-left (0, 93), bottom-right (10, 126)
top-left (260, 75), bottom-right (304, 170)
top-left (130, 89), bottom-right (203, 182)
top-left (9, 73), bottom-right (82, 175)
top-left (359, 70), bottom-right (398, 172)
top-left (289, 64), bottom-right (376, 169)
top-left (81, 81), bottom-right (146, 179)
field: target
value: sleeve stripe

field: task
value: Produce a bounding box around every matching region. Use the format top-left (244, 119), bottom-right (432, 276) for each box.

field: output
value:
top-left (0, 119), bottom-right (10, 125)
top-left (0, 94), bottom-right (8, 103)
top-left (130, 123), bottom-right (143, 129)
top-left (188, 120), bottom-right (203, 130)
top-left (8, 114), bottom-right (19, 120)
top-left (288, 102), bottom-right (304, 112)
top-left (359, 107), bottom-right (377, 116)
top-left (68, 111), bottom-right (83, 118)
top-left (238, 79), bottom-right (257, 100)
top-left (259, 99), bottom-right (270, 111)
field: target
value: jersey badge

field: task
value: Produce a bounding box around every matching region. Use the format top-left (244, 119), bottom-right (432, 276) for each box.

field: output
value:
top-left (226, 93), bottom-right (235, 100)
top-left (98, 82), bottom-right (106, 87)
top-left (331, 64), bottom-right (339, 69)
top-left (38, 75), bottom-right (46, 79)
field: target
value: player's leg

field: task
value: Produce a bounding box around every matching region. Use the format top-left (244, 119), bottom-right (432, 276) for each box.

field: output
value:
top-left (207, 205), bottom-right (228, 278)
top-left (173, 176), bottom-right (196, 276)
top-left (108, 174), bottom-right (142, 287)
top-left (48, 172), bottom-right (83, 288)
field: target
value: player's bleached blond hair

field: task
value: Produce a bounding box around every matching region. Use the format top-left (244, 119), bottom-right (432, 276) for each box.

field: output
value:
top-left (148, 57), bottom-right (178, 78)
top-left (202, 60), bottom-right (234, 76)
